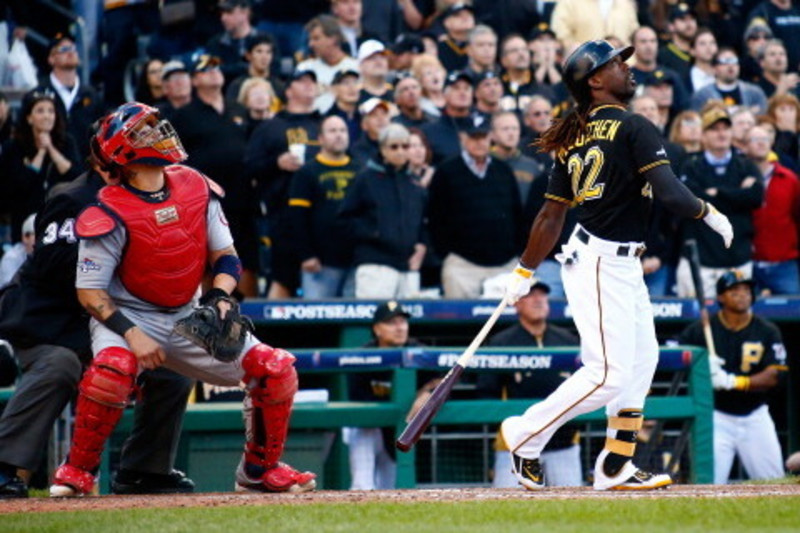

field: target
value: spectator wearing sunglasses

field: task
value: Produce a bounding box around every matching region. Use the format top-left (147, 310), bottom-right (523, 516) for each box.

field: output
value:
top-left (338, 123), bottom-right (428, 299)
top-left (30, 34), bottom-right (104, 163)
top-left (690, 47), bottom-right (768, 115)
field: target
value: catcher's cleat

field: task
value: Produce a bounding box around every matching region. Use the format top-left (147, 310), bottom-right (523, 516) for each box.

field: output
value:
top-left (510, 452), bottom-right (545, 490)
top-left (234, 459), bottom-right (316, 493)
top-left (112, 468), bottom-right (195, 495)
top-left (50, 464), bottom-right (96, 497)
top-left (593, 449), bottom-right (672, 491)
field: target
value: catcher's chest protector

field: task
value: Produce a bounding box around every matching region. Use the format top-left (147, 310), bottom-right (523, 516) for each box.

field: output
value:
top-left (100, 166), bottom-right (210, 307)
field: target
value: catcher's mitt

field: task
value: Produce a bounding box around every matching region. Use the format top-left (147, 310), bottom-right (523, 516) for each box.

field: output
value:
top-left (173, 294), bottom-right (253, 362)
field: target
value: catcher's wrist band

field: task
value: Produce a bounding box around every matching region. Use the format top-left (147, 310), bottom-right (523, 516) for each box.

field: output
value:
top-left (200, 287), bottom-right (230, 306)
top-left (213, 254), bottom-right (242, 282)
top-left (105, 310), bottom-right (136, 337)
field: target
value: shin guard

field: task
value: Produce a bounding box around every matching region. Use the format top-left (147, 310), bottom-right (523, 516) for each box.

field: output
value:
top-left (241, 344), bottom-right (298, 468)
top-left (66, 347), bottom-right (138, 473)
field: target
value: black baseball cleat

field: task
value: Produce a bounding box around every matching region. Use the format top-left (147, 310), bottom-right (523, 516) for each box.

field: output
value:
top-left (0, 469), bottom-right (28, 499)
top-left (111, 469), bottom-right (195, 495)
top-left (511, 453), bottom-right (545, 490)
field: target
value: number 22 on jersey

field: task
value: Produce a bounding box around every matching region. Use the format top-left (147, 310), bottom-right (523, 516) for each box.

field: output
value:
top-left (568, 146), bottom-right (605, 204)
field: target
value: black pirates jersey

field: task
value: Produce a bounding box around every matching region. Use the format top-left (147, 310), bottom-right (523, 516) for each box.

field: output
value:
top-left (680, 313), bottom-right (789, 416)
top-left (545, 105), bottom-right (671, 242)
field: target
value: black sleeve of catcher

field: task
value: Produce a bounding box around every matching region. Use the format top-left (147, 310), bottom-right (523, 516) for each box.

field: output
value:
top-left (645, 164), bottom-right (705, 220)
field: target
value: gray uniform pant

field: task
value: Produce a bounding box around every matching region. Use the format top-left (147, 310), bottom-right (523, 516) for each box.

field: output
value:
top-left (0, 344), bottom-right (192, 474)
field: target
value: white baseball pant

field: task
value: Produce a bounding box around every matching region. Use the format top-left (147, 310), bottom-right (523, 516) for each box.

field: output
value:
top-left (714, 404), bottom-right (784, 484)
top-left (503, 226), bottom-right (660, 458)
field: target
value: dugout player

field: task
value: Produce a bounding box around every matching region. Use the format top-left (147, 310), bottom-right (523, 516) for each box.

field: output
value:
top-left (48, 102), bottom-right (315, 497)
top-left (0, 136), bottom-right (194, 498)
top-left (679, 271), bottom-right (788, 484)
top-left (501, 40), bottom-right (734, 491)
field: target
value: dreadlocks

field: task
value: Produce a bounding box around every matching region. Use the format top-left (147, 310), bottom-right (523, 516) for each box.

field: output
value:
top-left (534, 101), bottom-right (593, 156)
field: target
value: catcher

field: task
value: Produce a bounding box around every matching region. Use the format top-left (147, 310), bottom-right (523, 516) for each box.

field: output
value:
top-left (50, 102), bottom-right (316, 497)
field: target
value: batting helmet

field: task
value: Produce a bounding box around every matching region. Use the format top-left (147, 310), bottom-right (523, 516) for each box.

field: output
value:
top-left (563, 40), bottom-right (634, 103)
top-left (95, 102), bottom-right (187, 168)
top-left (715, 270), bottom-right (756, 298)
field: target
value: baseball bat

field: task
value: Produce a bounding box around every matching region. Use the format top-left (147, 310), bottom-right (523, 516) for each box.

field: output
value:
top-left (396, 298), bottom-right (508, 452)
top-left (685, 240), bottom-right (717, 357)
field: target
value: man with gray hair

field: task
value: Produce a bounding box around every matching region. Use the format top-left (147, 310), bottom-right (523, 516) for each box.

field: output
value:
top-left (757, 39), bottom-right (799, 97)
top-left (465, 25), bottom-right (499, 79)
top-left (339, 123), bottom-right (428, 298)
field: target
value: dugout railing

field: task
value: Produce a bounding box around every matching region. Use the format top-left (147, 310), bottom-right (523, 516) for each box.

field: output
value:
top-left (102, 346), bottom-right (713, 492)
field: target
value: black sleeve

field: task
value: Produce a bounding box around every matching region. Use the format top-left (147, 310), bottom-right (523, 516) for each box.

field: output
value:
top-left (678, 320), bottom-right (705, 347)
top-left (645, 163), bottom-right (705, 219)
top-left (625, 114), bottom-right (672, 176)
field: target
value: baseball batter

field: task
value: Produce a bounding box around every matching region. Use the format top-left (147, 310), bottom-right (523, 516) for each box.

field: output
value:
top-left (679, 271), bottom-right (788, 483)
top-left (502, 40), bottom-right (734, 490)
top-left (49, 102), bottom-right (315, 496)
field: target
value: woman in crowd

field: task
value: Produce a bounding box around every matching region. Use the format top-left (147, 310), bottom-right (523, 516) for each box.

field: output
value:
top-left (0, 90), bottom-right (79, 241)
top-left (407, 127), bottom-right (435, 187)
top-left (668, 110), bottom-right (703, 154)
top-left (411, 54), bottom-right (446, 117)
top-left (134, 58), bottom-right (165, 106)
top-left (237, 78), bottom-right (277, 138)
top-left (767, 93), bottom-right (800, 163)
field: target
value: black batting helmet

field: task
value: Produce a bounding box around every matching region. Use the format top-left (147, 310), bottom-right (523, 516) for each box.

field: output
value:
top-left (563, 40), bottom-right (634, 104)
top-left (716, 270), bottom-right (756, 299)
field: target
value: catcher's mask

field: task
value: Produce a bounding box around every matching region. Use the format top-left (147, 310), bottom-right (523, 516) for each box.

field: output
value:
top-left (95, 102), bottom-right (187, 167)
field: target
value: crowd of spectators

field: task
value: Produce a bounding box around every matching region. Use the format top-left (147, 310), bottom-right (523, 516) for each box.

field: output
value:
top-left (2, 0), bottom-right (800, 300)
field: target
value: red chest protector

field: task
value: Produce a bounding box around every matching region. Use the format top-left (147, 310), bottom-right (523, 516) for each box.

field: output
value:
top-left (81, 166), bottom-right (211, 307)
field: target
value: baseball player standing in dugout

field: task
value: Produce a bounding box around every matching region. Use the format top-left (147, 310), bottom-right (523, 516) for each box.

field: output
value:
top-left (49, 102), bottom-right (315, 496)
top-left (502, 40), bottom-right (735, 490)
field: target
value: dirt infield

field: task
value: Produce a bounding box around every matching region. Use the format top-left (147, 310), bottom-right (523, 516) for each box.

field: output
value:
top-left (2, 483), bottom-right (799, 515)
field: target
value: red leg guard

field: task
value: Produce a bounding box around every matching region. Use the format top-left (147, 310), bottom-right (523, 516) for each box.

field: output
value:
top-left (64, 347), bottom-right (137, 475)
top-left (241, 344), bottom-right (298, 468)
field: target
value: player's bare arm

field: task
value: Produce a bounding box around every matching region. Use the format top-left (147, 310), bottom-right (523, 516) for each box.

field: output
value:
top-left (77, 288), bottom-right (166, 370)
top-left (208, 245), bottom-right (239, 295)
top-left (519, 200), bottom-right (570, 270)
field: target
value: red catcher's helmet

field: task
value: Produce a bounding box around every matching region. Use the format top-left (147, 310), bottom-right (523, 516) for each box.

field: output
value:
top-left (95, 102), bottom-right (187, 167)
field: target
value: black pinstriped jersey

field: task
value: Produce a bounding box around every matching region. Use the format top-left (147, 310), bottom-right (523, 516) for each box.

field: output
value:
top-left (545, 104), bottom-right (671, 242)
top-left (679, 313), bottom-right (789, 416)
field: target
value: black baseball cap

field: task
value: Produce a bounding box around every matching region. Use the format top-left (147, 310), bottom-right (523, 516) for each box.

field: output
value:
top-left (669, 3), bottom-right (695, 21)
top-left (373, 301), bottom-right (411, 324)
top-left (332, 69), bottom-right (359, 85)
top-left (244, 33), bottom-right (274, 52)
top-left (191, 54), bottom-right (222, 74)
top-left (49, 32), bottom-right (75, 52)
top-left (473, 69), bottom-right (500, 88)
top-left (392, 33), bottom-right (425, 55)
top-left (643, 68), bottom-right (677, 87)
top-left (288, 68), bottom-right (318, 84)
top-left (442, 2), bottom-right (474, 19)
top-left (528, 23), bottom-right (556, 41)
top-left (716, 270), bottom-right (755, 296)
top-left (219, 0), bottom-right (250, 11)
top-left (161, 60), bottom-right (189, 81)
top-left (444, 70), bottom-right (474, 88)
top-left (465, 113), bottom-right (491, 136)
top-left (529, 281), bottom-right (551, 295)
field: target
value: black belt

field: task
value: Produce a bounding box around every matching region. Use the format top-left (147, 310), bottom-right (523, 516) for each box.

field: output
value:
top-left (576, 228), bottom-right (647, 258)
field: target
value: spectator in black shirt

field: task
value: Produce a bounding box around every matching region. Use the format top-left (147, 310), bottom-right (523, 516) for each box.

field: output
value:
top-left (33, 34), bottom-right (104, 163)
top-left (0, 90), bottom-right (79, 243)
top-left (421, 70), bottom-right (476, 164)
top-left (657, 3), bottom-right (698, 82)
top-left (757, 40), bottom-right (800, 98)
top-left (499, 34), bottom-right (555, 114)
top-left (741, 20), bottom-right (773, 83)
top-left (748, 0), bottom-right (800, 76)
top-left (428, 115), bottom-right (522, 298)
top-left (288, 115), bottom-right (358, 298)
top-left (170, 54), bottom-right (258, 297)
top-left (437, 3), bottom-right (475, 72)
top-left (244, 69), bottom-right (322, 298)
top-left (225, 34), bottom-right (284, 108)
top-left (357, 40), bottom-right (394, 105)
top-left (134, 59), bottom-right (165, 106)
top-left (392, 74), bottom-right (437, 129)
top-left (326, 69), bottom-right (363, 145)
top-left (351, 98), bottom-right (392, 169)
top-left (207, 0), bottom-right (264, 87)
top-left (156, 60), bottom-right (192, 122)
top-left (388, 33), bottom-right (426, 73)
